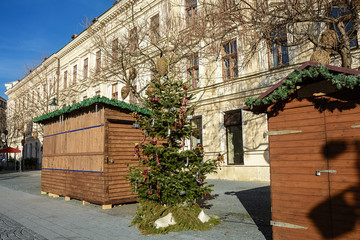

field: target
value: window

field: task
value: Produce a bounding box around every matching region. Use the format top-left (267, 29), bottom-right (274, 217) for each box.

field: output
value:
top-left (83, 95), bottom-right (87, 100)
top-left (187, 53), bottom-right (199, 89)
top-left (329, 4), bottom-right (358, 48)
top-left (73, 65), bottom-right (77, 84)
top-left (96, 51), bottom-right (101, 73)
top-left (95, 90), bottom-right (101, 96)
top-left (224, 110), bottom-right (243, 165)
top-left (64, 71), bottom-right (68, 89)
top-left (35, 142), bottom-right (38, 158)
top-left (221, 0), bottom-right (234, 10)
top-left (186, 0), bottom-right (198, 27)
top-left (191, 116), bottom-right (202, 149)
top-left (222, 39), bottom-right (238, 81)
top-left (29, 143), bottom-right (32, 158)
top-left (112, 38), bottom-right (119, 60)
top-left (129, 28), bottom-right (138, 52)
top-left (269, 26), bottom-right (289, 68)
top-left (150, 14), bottom-right (160, 43)
top-left (112, 83), bottom-right (118, 99)
top-left (83, 58), bottom-right (88, 79)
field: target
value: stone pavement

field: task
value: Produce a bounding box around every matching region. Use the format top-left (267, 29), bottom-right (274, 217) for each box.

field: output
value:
top-left (0, 171), bottom-right (272, 240)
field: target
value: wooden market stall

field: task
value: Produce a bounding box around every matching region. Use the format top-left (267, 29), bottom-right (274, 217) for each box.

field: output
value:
top-left (34, 96), bottom-right (149, 207)
top-left (245, 62), bottom-right (360, 239)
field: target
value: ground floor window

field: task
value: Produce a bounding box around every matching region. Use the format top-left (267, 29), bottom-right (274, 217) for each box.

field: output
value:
top-left (191, 116), bottom-right (202, 149)
top-left (225, 110), bottom-right (243, 165)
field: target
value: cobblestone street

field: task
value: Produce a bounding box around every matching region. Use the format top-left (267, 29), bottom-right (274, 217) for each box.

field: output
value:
top-left (0, 171), bottom-right (271, 240)
top-left (0, 212), bottom-right (46, 240)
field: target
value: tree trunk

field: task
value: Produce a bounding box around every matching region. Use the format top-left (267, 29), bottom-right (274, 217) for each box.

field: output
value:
top-left (337, 22), bottom-right (352, 69)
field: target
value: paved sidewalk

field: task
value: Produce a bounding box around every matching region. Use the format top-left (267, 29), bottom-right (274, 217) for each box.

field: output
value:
top-left (0, 171), bottom-right (271, 240)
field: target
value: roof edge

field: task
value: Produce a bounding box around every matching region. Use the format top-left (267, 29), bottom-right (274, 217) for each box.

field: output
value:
top-left (34, 95), bottom-right (150, 124)
top-left (244, 62), bottom-right (360, 111)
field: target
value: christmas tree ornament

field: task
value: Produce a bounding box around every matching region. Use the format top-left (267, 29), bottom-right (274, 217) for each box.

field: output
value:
top-left (156, 184), bottom-right (160, 198)
top-left (156, 153), bottom-right (161, 167)
top-left (180, 190), bottom-right (186, 196)
top-left (185, 156), bottom-right (189, 167)
top-left (166, 125), bottom-right (171, 138)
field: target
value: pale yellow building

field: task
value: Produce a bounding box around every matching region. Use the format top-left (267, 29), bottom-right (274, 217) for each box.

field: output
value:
top-left (5, 0), bottom-right (360, 180)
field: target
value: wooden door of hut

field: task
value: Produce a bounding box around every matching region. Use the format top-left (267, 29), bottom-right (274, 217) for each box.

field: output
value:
top-left (269, 95), bottom-right (360, 239)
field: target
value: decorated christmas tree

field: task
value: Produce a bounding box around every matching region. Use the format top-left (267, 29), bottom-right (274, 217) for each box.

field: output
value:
top-left (127, 58), bottom-right (223, 234)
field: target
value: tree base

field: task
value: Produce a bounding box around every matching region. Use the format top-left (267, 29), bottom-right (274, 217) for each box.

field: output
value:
top-left (131, 200), bottom-right (221, 235)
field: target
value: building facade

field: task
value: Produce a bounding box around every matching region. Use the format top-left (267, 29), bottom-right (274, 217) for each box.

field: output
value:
top-left (5, 0), bottom-right (360, 180)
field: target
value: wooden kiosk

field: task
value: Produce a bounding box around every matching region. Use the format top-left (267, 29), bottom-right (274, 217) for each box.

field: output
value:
top-left (34, 96), bottom-right (149, 207)
top-left (246, 62), bottom-right (360, 239)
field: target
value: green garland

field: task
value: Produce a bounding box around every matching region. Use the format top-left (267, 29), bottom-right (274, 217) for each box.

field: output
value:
top-left (34, 95), bottom-right (150, 123)
top-left (245, 65), bottom-right (360, 109)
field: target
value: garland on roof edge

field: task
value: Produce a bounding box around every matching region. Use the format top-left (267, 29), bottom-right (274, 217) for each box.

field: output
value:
top-left (245, 65), bottom-right (360, 110)
top-left (34, 95), bottom-right (151, 123)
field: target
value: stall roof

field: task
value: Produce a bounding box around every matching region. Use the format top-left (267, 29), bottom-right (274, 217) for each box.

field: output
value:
top-left (34, 95), bottom-right (150, 124)
top-left (244, 62), bottom-right (360, 112)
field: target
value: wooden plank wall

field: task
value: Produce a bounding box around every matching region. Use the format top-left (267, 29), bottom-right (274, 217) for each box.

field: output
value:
top-left (41, 106), bottom-right (107, 204)
top-left (104, 108), bottom-right (142, 204)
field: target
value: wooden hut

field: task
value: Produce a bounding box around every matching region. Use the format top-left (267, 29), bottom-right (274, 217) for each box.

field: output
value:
top-left (34, 96), bottom-right (149, 208)
top-left (245, 62), bottom-right (360, 239)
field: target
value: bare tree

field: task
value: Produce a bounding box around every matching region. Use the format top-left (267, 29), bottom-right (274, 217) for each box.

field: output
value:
top-left (85, 2), bottom-right (219, 102)
top-left (200, 0), bottom-right (359, 69)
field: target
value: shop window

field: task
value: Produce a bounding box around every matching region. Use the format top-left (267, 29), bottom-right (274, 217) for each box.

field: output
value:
top-left (224, 110), bottom-right (243, 165)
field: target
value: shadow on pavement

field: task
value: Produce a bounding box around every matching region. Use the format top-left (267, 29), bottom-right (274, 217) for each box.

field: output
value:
top-left (197, 194), bottom-right (219, 209)
top-left (225, 186), bottom-right (272, 240)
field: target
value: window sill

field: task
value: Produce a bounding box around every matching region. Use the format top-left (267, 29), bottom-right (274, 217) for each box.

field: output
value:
top-left (269, 63), bottom-right (289, 70)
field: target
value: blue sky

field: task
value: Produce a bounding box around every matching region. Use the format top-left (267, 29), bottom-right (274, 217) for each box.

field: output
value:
top-left (0, 0), bottom-right (114, 99)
